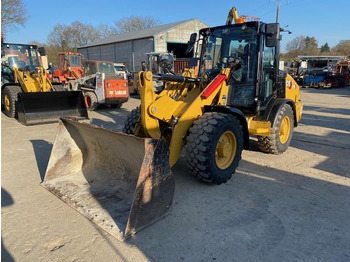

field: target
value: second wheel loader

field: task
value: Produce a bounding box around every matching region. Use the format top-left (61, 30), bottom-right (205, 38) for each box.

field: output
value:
top-left (1, 42), bottom-right (87, 125)
top-left (42, 6), bottom-right (303, 240)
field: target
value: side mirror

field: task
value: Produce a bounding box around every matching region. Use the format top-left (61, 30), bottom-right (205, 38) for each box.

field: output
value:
top-left (265, 23), bottom-right (280, 47)
top-left (185, 33), bottom-right (197, 54)
top-left (38, 47), bottom-right (46, 56)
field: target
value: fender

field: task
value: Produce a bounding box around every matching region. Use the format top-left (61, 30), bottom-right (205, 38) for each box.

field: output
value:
top-left (263, 98), bottom-right (298, 127)
top-left (204, 105), bottom-right (249, 149)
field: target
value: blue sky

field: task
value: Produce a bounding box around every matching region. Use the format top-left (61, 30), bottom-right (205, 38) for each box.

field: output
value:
top-left (4, 0), bottom-right (350, 52)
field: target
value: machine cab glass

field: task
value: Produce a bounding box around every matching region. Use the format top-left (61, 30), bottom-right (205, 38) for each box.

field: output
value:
top-left (201, 24), bottom-right (258, 109)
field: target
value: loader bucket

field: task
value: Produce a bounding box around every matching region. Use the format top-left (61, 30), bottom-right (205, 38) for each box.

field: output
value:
top-left (16, 91), bottom-right (88, 125)
top-left (42, 118), bottom-right (174, 240)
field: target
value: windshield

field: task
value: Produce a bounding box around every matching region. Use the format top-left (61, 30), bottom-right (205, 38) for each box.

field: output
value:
top-left (114, 65), bottom-right (126, 72)
top-left (70, 55), bottom-right (81, 67)
top-left (1, 44), bottom-right (40, 71)
top-left (99, 62), bottom-right (116, 73)
top-left (202, 26), bottom-right (258, 83)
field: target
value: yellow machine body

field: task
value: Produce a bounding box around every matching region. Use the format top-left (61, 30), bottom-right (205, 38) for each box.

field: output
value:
top-left (12, 66), bottom-right (53, 92)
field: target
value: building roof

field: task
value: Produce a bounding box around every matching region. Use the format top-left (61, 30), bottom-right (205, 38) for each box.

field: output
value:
top-left (298, 55), bottom-right (344, 61)
top-left (79, 19), bottom-right (206, 48)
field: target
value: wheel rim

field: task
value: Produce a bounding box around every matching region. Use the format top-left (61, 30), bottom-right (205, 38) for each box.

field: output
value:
top-left (215, 131), bottom-right (237, 169)
top-left (279, 116), bottom-right (291, 144)
top-left (4, 94), bottom-right (11, 112)
top-left (84, 96), bottom-right (91, 108)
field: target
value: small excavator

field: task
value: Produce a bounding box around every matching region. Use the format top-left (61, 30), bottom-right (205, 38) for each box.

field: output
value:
top-left (42, 6), bottom-right (303, 240)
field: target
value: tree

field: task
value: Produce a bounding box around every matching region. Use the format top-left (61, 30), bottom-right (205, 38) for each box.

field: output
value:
top-left (304, 36), bottom-right (318, 55)
top-left (96, 24), bottom-right (118, 38)
top-left (1, 0), bottom-right (28, 33)
top-left (320, 43), bottom-right (330, 53)
top-left (285, 36), bottom-right (306, 52)
top-left (332, 40), bottom-right (350, 56)
top-left (47, 24), bottom-right (71, 51)
top-left (47, 21), bottom-right (100, 52)
top-left (69, 21), bottom-right (100, 49)
top-left (114, 16), bottom-right (159, 33)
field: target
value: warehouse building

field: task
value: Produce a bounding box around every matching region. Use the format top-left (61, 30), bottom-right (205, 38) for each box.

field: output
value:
top-left (78, 19), bottom-right (208, 72)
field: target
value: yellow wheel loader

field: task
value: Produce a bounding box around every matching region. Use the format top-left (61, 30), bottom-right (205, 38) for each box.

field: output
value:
top-left (42, 7), bottom-right (302, 240)
top-left (1, 42), bottom-right (88, 125)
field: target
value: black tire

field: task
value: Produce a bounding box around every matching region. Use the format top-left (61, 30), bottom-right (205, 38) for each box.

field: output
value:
top-left (122, 107), bottom-right (140, 134)
top-left (185, 112), bottom-right (244, 184)
top-left (52, 85), bottom-right (66, 92)
top-left (2, 86), bottom-right (22, 118)
top-left (83, 91), bottom-right (98, 111)
top-left (258, 104), bottom-right (294, 154)
top-left (110, 103), bottom-right (122, 109)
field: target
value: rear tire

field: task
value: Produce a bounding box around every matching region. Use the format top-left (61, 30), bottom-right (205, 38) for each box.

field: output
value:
top-left (83, 91), bottom-right (98, 111)
top-left (258, 104), bottom-right (294, 154)
top-left (123, 107), bottom-right (140, 134)
top-left (185, 112), bottom-right (243, 184)
top-left (2, 86), bottom-right (22, 118)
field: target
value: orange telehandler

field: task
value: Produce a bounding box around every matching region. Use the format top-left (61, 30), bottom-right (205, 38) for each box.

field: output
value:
top-left (51, 52), bottom-right (84, 85)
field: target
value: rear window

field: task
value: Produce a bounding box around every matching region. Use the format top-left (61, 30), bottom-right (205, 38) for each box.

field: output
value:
top-left (98, 63), bottom-right (115, 73)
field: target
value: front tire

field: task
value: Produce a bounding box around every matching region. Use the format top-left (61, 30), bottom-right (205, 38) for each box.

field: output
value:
top-left (2, 86), bottom-right (22, 118)
top-left (122, 107), bottom-right (140, 134)
top-left (185, 112), bottom-right (244, 184)
top-left (83, 91), bottom-right (98, 111)
top-left (258, 104), bottom-right (294, 154)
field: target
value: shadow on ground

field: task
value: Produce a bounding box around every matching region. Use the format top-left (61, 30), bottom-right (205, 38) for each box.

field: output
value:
top-left (128, 157), bottom-right (350, 262)
top-left (89, 107), bottom-right (132, 132)
top-left (30, 140), bottom-right (53, 182)
top-left (1, 188), bottom-right (15, 262)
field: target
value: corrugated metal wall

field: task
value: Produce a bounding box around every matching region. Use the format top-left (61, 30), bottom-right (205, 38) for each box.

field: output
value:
top-left (79, 49), bottom-right (88, 60)
top-left (174, 58), bottom-right (190, 74)
top-left (78, 38), bottom-right (153, 72)
top-left (133, 38), bottom-right (153, 72)
top-left (100, 44), bottom-right (115, 61)
top-left (86, 46), bottom-right (100, 60)
top-left (77, 19), bottom-right (209, 72)
top-left (114, 41), bottom-right (133, 68)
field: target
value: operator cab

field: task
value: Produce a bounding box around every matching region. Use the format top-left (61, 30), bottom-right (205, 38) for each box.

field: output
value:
top-left (1, 44), bottom-right (42, 72)
top-left (198, 21), bottom-right (280, 115)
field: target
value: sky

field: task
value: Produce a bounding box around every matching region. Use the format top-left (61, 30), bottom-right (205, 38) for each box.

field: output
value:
top-left (3, 0), bottom-right (350, 52)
